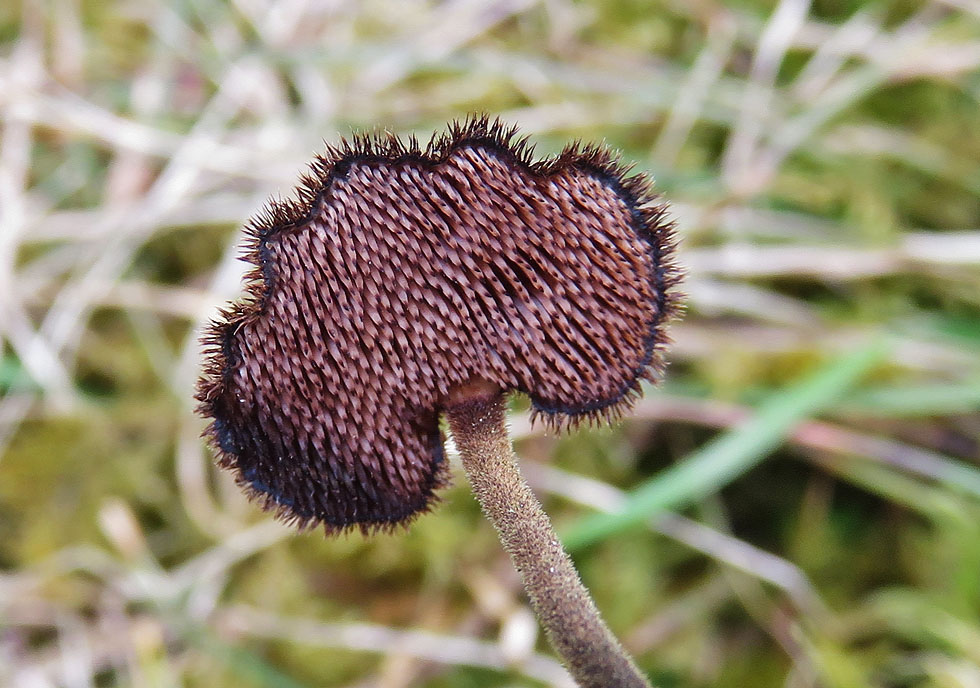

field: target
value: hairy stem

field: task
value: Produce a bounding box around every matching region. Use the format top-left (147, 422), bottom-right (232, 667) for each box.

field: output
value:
top-left (446, 388), bottom-right (652, 688)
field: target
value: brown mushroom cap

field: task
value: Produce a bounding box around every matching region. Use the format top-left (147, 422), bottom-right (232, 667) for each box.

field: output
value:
top-left (196, 117), bottom-right (680, 532)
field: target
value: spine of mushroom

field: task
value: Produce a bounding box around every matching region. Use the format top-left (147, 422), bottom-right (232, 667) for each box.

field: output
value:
top-left (447, 390), bottom-right (653, 688)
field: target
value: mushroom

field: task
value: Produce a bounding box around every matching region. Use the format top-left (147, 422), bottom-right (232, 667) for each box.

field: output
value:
top-left (197, 116), bottom-right (679, 687)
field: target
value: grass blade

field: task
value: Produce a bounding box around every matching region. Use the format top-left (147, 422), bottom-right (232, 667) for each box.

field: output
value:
top-left (837, 381), bottom-right (980, 417)
top-left (562, 339), bottom-right (888, 551)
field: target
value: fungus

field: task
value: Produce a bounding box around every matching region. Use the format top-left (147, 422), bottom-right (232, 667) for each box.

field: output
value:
top-left (197, 116), bottom-right (679, 687)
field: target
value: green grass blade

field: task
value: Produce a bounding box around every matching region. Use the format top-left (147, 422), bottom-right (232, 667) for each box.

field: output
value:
top-left (562, 339), bottom-right (888, 551)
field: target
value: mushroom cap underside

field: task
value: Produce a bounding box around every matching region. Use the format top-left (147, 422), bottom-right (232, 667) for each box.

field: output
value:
top-left (196, 117), bottom-right (679, 532)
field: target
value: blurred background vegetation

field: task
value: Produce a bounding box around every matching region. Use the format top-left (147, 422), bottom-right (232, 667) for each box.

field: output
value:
top-left (1, 0), bottom-right (979, 686)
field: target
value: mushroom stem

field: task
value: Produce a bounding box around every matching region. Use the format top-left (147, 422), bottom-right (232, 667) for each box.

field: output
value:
top-left (446, 390), bottom-right (652, 688)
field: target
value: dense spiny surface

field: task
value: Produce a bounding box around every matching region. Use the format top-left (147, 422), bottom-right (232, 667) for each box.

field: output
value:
top-left (196, 117), bottom-right (678, 532)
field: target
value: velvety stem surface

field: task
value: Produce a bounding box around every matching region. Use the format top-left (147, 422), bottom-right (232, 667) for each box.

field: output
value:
top-left (446, 391), bottom-right (652, 688)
